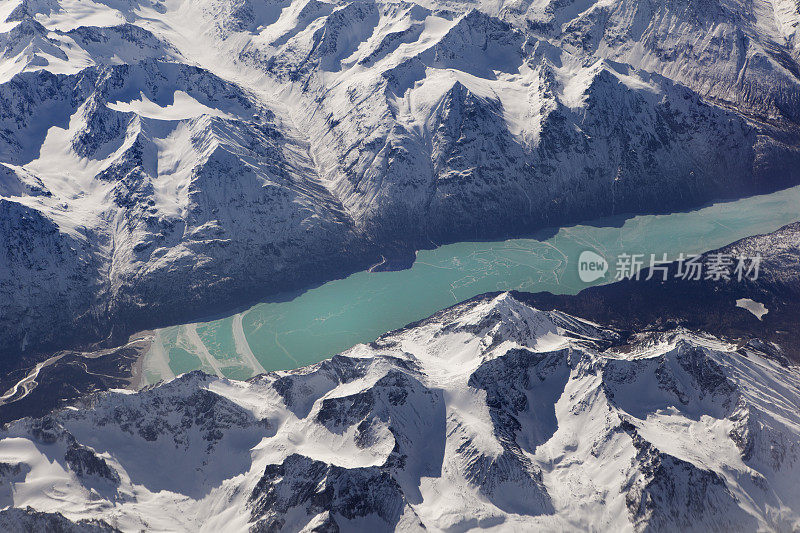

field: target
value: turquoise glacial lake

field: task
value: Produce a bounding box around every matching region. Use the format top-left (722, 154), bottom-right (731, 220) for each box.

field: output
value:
top-left (140, 186), bottom-right (800, 385)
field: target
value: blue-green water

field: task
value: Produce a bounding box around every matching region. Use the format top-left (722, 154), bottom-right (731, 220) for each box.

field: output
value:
top-left (141, 186), bottom-right (800, 384)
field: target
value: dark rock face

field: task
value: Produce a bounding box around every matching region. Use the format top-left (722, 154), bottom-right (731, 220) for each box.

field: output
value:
top-left (0, 461), bottom-right (28, 478)
top-left (0, 461), bottom-right (31, 508)
top-left (269, 355), bottom-right (377, 417)
top-left (82, 372), bottom-right (271, 451)
top-left (601, 341), bottom-right (739, 419)
top-left (527, 0), bottom-right (800, 125)
top-left (0, 198), bottom-right (105, 367)
top-left (248, 454), bottom-right (412, 532)
top-left (469, 348), bottom-right (570, 450)
top-left (624, 431), bottom-right (758, 533)
top-left (28, 416), bottom-right (64, 444)
top-left (64, 443), bottom-right (120, 484)
top-left (0, 507), bottom-right (120, 533)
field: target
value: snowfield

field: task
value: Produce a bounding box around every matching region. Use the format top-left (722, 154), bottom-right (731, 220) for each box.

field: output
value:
top-left (1, 293), bottom-right (799, 531)
top-left (2, 0), bottom-right (800, 359)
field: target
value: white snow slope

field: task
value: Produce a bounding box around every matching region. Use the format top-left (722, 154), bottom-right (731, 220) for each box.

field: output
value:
top-left (2, 0), bottom-right (800, 358)
top-left (1, 293), bottom-right (799, 532)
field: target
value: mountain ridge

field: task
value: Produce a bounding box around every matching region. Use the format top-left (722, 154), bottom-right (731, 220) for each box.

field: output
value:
top-left (1, 292), bottom-right (798, 531)
top-left (1, 0), bottom-right (800, 363)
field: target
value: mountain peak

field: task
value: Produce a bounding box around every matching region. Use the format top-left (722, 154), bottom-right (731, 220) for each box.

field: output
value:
top-left (3, 296), bottom-right (799, 530)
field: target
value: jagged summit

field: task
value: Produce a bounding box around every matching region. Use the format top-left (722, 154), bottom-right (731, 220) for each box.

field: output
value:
top-left (1, 293), bottom-right (799, 531)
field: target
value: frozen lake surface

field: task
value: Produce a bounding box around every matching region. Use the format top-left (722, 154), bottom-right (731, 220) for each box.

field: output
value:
top-left (141, 186), bottom-right (800, 384)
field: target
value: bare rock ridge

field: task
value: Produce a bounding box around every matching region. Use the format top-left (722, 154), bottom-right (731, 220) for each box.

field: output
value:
top-left (1, 0), bottom-right (800, 359)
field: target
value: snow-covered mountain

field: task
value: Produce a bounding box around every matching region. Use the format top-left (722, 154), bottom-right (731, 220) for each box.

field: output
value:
top-left (1, 292), bottom-right (799, 531)
top-left (2, 0), bottom-right (800, 359)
